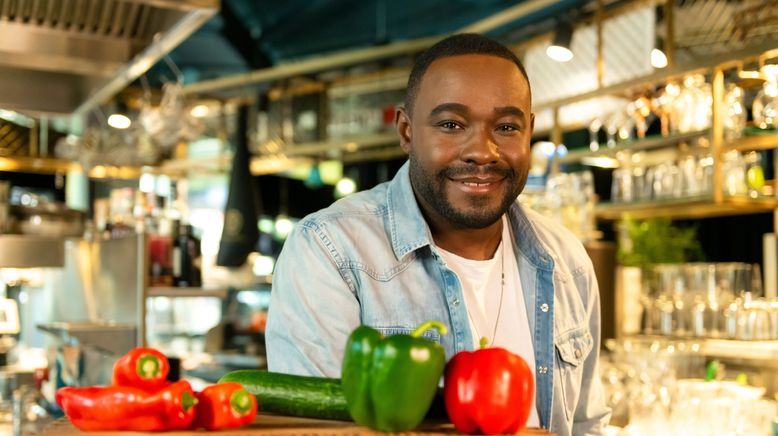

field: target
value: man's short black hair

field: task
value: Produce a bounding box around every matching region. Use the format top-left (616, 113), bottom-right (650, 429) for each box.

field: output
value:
top-left (404, 33), bottom-right (530, 115)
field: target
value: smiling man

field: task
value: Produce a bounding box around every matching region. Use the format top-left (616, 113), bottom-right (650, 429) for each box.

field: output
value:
top-left (266, 34), bottom-right (611, 435)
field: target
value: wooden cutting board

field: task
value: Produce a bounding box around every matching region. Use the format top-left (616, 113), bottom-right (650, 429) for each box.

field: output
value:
top-left (39, 414), bottom-right (553, 435)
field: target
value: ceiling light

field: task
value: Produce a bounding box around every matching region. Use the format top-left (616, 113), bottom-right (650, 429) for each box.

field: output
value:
top-left (546, 22), bottom-right (574, 62)
top-left (107, 113), bottom-right (131, 129)
top-left (190, 104), bottom-right (210, 118)
top-left (581, 156), bottom-right (619, 168)
top-left (737, 69), bottom-right (766, 88)
top-left (651, 37), bottom-right (668, 69)
top-left (651, 48), bottom-right (668, 69)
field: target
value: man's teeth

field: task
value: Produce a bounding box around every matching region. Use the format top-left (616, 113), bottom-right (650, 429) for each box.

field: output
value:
top-left (462, 181), bottom-right (490, 186)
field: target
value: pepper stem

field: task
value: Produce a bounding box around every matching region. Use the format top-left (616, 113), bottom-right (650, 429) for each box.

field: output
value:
top-left (411, 320), bottom-right (448, 338)
top-left (479, 337), bottom-right (489, 349)
top-left (136, 354), bottom-right (161, 380)
top-left (182, 390), bottom-right (198, 412)
top-left (230, 389), bottom-right (254, 415)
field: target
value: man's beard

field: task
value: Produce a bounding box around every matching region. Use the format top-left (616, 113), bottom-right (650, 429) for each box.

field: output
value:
top-left (408, 156), bottom-right (523, 229)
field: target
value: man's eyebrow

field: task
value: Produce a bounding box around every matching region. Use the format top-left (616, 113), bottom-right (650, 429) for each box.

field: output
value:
top-left (494, 106), bottom-right (525, 118)
top-left (429, 103), bottom-right (469, 118)
top-left (428, 103), bottom-right (526, 119)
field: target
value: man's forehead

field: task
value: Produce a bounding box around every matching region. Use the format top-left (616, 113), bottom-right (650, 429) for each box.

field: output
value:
top-left (423, 54), bottom-right (527, 82)
top-left (415, 54), bottom-right (531, 111)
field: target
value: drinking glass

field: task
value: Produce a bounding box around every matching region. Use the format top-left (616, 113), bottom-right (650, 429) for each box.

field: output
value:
top-left (589, 118), bottom-right (602, 151)
top-left (697, 152), bottom-right (715, 196)
top-left (722, 150), bottom-right (748, 197)
top-left (753, 64), bottom-right (778, 130)
top-left (723, 84), bottom-right (746, 140)
top-left (679, 155), bottom-right (700, 197)
top-left (744, 151), bottom-right (765, 198)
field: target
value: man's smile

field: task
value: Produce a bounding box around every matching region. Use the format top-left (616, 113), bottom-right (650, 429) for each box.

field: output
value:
top-left (449, 176), bottom-right (505, 194)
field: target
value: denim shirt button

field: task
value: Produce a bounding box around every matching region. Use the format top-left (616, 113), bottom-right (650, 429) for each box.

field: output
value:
top-left (575, 348), bottom-right (582, 359)
top-left (452, 298), bottom-right (460, 306)
top-left (540, 303), bottom-right (549, 313)
top-left (538, 365), bottom-right (548, 374)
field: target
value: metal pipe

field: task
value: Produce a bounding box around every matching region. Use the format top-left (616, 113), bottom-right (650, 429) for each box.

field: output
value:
top-left (183, 0), bottom-right (557, 95)
top-left (712, 66), bottom-right (724, 204)
top-left (664, 0), bottom-right (674, 69)
top-left (596, 0), bottom-right (604, 87)
top-left (72, 7), bottom-right (216, 116)
top-left (183, 36), bottom-right (441, 96)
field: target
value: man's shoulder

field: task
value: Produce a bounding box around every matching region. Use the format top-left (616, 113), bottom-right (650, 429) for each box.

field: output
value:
top-left (298, 182), bottom-right (391, 230)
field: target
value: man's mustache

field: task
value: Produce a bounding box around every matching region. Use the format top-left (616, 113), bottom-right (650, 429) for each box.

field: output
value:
top-left (441, 165), bottom-right (514, 179)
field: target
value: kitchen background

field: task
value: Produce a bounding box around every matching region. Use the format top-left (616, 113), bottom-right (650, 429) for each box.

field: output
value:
top-left (0, 0), bottom-right (777, 434)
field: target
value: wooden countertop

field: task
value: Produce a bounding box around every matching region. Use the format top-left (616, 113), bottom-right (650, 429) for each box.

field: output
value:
top-left (39, 413), bottom-right (552, 435)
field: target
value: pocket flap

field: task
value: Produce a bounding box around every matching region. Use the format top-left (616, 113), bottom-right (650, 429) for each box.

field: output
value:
top-left (554, 328), bottom-right (593, 367)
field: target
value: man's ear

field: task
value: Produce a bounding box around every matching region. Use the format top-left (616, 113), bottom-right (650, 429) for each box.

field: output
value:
top-left (395, 107), bottom-right (412, 154)
top-left (530, 112), bottom-right (535, 134)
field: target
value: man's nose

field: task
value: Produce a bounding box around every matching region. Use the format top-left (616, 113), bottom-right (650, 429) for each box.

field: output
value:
top-left (460, 127), bottom-right (499, 164)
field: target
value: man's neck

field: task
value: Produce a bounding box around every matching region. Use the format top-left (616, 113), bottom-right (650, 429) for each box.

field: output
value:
top-left (430, 216), bottom-right (503, 261)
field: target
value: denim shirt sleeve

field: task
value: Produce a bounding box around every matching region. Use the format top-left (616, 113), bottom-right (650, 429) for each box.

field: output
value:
top-left (571, 260), bottom-right (611, 436)
top-left (265, 220), bottom-right (360, 378)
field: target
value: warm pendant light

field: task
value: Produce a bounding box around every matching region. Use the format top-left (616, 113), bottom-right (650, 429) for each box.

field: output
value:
top-left (547, 22), bottom-right (574, 63)
top-left (651, 37), bottom-right (668, 69)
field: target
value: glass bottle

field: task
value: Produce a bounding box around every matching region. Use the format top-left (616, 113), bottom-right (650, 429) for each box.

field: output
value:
top-left (173, 224), bottom-right (201, 288)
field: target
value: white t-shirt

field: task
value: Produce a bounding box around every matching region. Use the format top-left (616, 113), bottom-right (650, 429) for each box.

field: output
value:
top-left (437, 215), bottom-right (540, 428)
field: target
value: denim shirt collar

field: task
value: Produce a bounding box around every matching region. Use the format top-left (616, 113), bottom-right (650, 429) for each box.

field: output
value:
top-left (387, 160), bottom-right (555, 271)
top-left (506, 204), bottom-right (555, 271)
top-left (386, 161), bottom-right (434, 260)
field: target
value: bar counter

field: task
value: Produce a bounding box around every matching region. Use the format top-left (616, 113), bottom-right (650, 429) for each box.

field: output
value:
top-left (40, 414), bottom-right (552, 435)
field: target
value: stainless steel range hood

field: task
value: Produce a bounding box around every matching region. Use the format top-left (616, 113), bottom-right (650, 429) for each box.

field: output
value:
top-left (0, 0), bottom-right (219, 116)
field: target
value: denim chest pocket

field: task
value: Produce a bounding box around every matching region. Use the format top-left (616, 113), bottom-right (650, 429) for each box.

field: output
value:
top-left (554, 327), bottom-right (593, 422)
top-left (345, 251), bottom-right (416, 282)
top-left (372, 326), bottom-right (442, 343)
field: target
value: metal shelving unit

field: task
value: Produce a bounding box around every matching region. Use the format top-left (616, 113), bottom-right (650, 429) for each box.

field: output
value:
top-left (146, 287), bottom-right (228, 299)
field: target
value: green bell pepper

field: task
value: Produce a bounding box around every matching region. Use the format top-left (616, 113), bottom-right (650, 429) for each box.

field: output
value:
top-left (341, 320), bottom-right (447, 432)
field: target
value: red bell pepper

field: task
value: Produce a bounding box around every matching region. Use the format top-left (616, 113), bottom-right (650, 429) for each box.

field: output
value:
top-left (112, 347), bottom-right (170, 391)
top-left (443, 340), bottom-right (535, 435)
top-left (191, 382), bottom-right (258, 430)
top-left (56, 380), bottom-right (198, 431)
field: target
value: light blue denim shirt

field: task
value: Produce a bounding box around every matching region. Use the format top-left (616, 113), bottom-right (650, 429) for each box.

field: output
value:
top-left (266, 161), bottom-right (611, 436)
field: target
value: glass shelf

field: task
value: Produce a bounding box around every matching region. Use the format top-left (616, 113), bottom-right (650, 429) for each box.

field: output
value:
top-left (557, 130), bottom-right (709, 165)
top-left (619, 335), bottom-right (778, 363)
top-left (594, 195), bottom-right (778, 220)
top-left (725, 131), bottom-right (778, 152)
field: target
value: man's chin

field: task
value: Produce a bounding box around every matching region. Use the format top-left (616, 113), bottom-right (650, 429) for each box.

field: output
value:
top-left (448, 209), bottom-right (504, 229)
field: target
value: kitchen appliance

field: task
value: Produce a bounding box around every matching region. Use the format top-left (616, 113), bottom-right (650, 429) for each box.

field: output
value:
top-left (8, 204), bottom-right (85, 238)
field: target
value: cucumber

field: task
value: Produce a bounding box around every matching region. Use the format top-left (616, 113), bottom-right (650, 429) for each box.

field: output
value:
top-left (219, 370), bottom-right (351, 421)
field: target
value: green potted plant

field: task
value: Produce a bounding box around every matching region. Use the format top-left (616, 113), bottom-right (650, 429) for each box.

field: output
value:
top-left (615, 215), bottom-right (703, 336)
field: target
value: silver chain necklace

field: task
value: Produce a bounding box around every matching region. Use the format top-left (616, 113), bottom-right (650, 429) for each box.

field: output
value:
top-left (467, 238), bottom-right (506, 347)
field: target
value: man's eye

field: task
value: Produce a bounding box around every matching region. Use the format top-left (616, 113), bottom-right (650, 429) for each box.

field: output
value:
top-left (438, 121), bottom-right (462, 130)
top-left (497, 124), bottom-right (519, 133)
